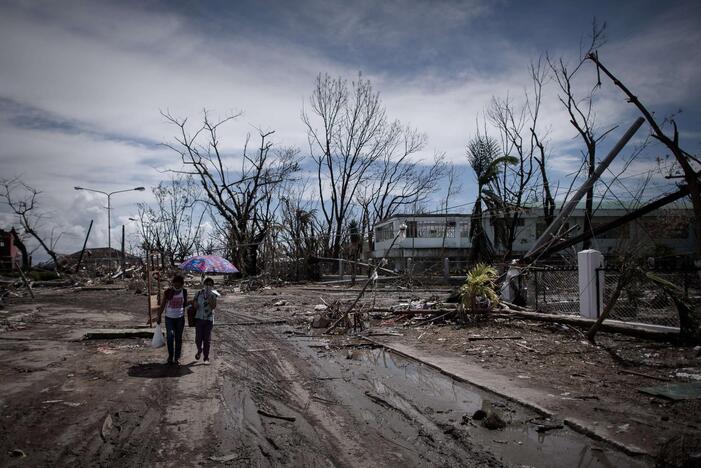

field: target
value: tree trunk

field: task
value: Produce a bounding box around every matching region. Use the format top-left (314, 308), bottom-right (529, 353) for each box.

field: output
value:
top-left (586, 276), bottom-right (625, 344)
top-left (582, 147), bottom-right (595, 250)
top-left (10, 228), bottom-right (29, 270)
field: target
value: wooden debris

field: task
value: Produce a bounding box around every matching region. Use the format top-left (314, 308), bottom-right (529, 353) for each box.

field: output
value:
top-left (257, 409), bottom-right (296, 422)
top-left (100, 414), bottom-right (113, 442)
top-left (619, 369), bottom-right (671, 382)
top-left (467, 336), bottom-right (523, 341)
top-left (514, 342), bottom-right (538, 353)
top-left (371, 307), bottom-right (458, 314)
top-left (17, 268), bottom-right (34, 299)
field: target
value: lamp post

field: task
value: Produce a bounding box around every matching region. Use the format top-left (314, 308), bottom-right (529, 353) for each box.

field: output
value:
top-left (74, 186), bottom-right (145, 271)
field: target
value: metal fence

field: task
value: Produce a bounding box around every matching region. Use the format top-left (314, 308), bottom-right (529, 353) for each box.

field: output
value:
top-left (596, 267), bottom-right (701, 329)
top-left (531, 266), bottom-right (580, 316)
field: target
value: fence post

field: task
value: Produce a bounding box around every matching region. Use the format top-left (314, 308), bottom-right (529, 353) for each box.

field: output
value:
top-left (443, 257), bottom-right (450, 282)
top-left (578, 249), bottom-right (604, 319)
top-left (527, 272), bottom-right (537, 308)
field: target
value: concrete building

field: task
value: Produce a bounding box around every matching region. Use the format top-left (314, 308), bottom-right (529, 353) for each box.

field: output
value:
top-left (372, 205), bottom-right (696, 271)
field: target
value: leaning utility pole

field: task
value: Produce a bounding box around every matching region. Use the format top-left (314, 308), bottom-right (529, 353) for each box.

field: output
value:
top-left (524, 117), bottom-right (645, 262)
top-left (75, 220), bottom-right (93, 273)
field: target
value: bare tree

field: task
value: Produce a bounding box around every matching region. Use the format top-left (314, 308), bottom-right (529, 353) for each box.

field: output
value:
top-left (547, 22), bottom-right (616, 249)
top-left (303, 73), bottom-right (430, 259)
top-left (437, 162), bottom-right (462, 262)
top-left (276, 181), bottom-right (323, 281)
top-left (358, 136), bottom-right (447, 252)
top-left (136, 175), bottom-right (205, 266)
top-left (487, 97), bottom-right (534, 257)
top-left (528, 58), bottom-right (556, 226)
top-left (0, 178), bottom-right (60, 270)
top-left (162, 111), bottom-right (300, 276)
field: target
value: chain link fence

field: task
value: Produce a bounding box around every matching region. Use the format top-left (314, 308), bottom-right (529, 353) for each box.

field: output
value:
top-left (531, 266), bottom-right (580, 315)
top-left (597, 267), bottom-right (701, 328)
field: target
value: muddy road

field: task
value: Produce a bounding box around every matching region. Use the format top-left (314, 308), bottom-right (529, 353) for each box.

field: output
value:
top-left (0, 287), bottom-right (652, 467)
top-left (206, 297), bottom-right (646, 468)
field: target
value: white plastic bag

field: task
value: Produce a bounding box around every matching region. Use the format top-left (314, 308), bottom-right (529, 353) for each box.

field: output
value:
top-left (151, 324), bottom-right (165, 348)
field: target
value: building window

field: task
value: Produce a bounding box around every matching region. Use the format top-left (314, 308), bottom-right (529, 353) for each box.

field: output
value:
top-left (416, 221), bottom-right (455, 238)
top-left (445, 221), bottom-right (456, 238)
top-left (375, 224), bottom-right (395, 242)
top-left (460, 222), bottom-right (471, 238)
top-left (406, 221), bottom-right (417, 238)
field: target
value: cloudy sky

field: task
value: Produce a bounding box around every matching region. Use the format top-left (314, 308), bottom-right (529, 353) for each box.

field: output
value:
top-left (1, 0), bottom-right (700, 259)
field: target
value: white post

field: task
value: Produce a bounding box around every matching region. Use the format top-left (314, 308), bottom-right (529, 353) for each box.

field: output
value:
top-left (500, 260), bottom-right (521, 303)
top-left (578, 249), bottom-right (604, 319)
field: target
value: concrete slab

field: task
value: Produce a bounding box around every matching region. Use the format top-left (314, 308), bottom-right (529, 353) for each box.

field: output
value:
top-left (74, 328), bottom-right (155, 340)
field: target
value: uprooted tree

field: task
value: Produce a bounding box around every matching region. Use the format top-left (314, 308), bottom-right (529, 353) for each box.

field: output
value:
top-left (163, 111), bottom-right (300, 276)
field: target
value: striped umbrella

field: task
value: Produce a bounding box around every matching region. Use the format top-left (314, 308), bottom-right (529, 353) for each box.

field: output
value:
top-left (178, 255), bottom-right (239, 273)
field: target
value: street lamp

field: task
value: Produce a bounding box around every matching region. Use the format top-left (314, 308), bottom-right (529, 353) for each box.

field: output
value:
top-left (74, 186), bottom-right (145, 271)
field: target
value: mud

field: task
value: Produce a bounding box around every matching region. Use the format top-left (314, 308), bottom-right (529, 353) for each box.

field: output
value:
top-left (0, 284), bottom-right (692, 466)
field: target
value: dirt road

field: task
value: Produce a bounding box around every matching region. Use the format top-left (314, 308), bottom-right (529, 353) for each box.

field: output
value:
top-left (0, 287), bottom-right (654, 467)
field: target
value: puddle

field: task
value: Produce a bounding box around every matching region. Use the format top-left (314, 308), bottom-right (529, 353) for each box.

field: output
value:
top-left (306, 341), bottom-right (649, 468)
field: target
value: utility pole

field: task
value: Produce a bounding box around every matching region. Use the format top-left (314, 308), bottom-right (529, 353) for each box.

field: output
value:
top-left (74, 186), bottom-right (145, 272)
top-left (121, 224), bottom-right (126, 273)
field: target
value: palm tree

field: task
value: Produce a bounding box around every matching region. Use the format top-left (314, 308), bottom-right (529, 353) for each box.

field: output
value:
top-left (460, 262), bottom-right (499, 312)
top-left (466, 134), bottom-right (517, 263)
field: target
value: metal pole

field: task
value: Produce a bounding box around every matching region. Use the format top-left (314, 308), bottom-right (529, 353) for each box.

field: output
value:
top-left (121, 224), bottom-right (125, 273)
top-left (107, 193), bottom-right (112, 272)
top-left (524, 117), bottom-right (645, 261)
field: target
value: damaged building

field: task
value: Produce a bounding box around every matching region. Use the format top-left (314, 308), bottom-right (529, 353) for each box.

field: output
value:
top-left (372, 204), bottom-right (696, 272)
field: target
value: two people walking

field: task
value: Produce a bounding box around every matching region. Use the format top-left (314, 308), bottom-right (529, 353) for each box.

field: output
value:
top-left (156, 274), bottom-right (217, 366)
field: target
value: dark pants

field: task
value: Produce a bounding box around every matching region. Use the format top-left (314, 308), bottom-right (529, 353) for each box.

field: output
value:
top-left (195, 319), bottom-right (214, 360)
top-left (165, 316), bottom-right (185, 361)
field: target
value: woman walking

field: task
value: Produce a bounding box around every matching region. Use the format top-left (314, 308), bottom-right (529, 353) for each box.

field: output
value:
top-left (156, 274), bottom-right (188, 365)
top-left (193, 277), bottom-right (217, 364)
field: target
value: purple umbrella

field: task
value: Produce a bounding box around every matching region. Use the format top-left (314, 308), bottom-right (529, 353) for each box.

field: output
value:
top-left (178, 255), bottom-right (239, 274)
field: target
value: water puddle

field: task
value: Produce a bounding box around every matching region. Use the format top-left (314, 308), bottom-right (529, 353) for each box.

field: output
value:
top-left (306, 341), bottom-right (649, 468)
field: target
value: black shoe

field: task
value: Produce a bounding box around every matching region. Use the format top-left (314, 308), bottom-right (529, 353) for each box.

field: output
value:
top-left (174, 359), bottom-right (180, 366)
top-left (167, 357), bottom-right (173, 365)
top-left (195, 352), bottom-right (201, 360)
